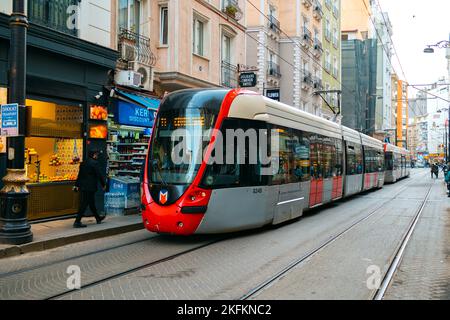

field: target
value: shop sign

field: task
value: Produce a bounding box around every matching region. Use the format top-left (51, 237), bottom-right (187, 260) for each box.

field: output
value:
top-left (117, 101), bottom-right (156, 127)
top-left (239, 72), bottom-right (257, 88)
top-left (266, 89), bottom-right (280, 101)
top-left (1, 103), bottom-right (19, 137)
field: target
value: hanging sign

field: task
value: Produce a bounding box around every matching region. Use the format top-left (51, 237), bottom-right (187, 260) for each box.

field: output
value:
top-left (1, 103), bottom-right (19, 137)
top-left (239, 72), bottom-right (257, 88)
top-left (266, 89), bottom-right (280, 101)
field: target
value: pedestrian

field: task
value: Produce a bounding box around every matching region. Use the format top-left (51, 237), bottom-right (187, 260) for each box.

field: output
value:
top-left (433, 163), bottom-right (439, 179)
top-left (73, 150), bottom-right (106, 228)
top-left (431, 163), bottom-right (436, 178)
top-left (445, 168), bottom-right (450, 197)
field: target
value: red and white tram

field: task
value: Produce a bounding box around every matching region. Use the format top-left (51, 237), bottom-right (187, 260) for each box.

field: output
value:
top-left (141, 89), bottom-right (409, 235)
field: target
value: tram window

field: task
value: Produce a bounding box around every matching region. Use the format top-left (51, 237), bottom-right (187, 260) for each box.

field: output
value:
top-left (272, 127), bottom-right (294, 184)
top-left (200, 118), bottom-right (267, 188)
top-left (335, 139), bottom-right (343, 176)
top-left (346, 144), bottom-right (356, 175)
top-left (322, 137), bottom-right (335, 179)
top-left (385, 152), bottom-right (393, 170)
top-left (355, 144), bottom-right (363, 174)
top-left (292, 129), bottom-right (311, 182)
top-left (310, 134), bottom-right (323, 179)
top-left (377, 151), bottom-right (384, 171)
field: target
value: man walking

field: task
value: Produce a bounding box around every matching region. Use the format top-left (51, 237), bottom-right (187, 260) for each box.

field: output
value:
top-left (73, 150), bottom-right (106, 228)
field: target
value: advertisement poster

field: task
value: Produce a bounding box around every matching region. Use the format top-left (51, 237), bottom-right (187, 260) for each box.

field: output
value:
top-left (1, 103), bottom-right (19, 137)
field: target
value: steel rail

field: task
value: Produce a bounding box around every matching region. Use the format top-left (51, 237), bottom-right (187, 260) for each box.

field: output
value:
top-left (373, 183), bottom-right (433, 300)
top-left (240, 173), bottom-right (425, 300)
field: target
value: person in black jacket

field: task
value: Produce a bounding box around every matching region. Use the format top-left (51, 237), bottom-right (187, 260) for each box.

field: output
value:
top-left (73, 150), bottom-right (106, 228)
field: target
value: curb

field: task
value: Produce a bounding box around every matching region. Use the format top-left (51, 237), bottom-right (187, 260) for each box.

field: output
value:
top-left (0, 222), bottom-right (144, 260)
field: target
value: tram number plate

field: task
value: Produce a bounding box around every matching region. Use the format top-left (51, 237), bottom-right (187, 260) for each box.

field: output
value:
top-left (253, 188), bottom-right (263, 194)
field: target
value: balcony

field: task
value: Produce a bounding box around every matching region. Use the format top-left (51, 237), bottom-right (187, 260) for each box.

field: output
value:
top-left (118, 28), bottom-right (156, 67)
top-left (268, 15), bottom-right (281, 34)
top-left (313, 2), bottom-right (323, 20)
top-left (28, 0), bottom-right (80, 36)
top-left (313, 77), bottom-right (323, 90)
top-left (302, 0), bottom-right (313, 9)
top-left (332, 4), bottom-right (339, 17)
top-left (302, 27), bottom-right (313, 47)
top-left (314, 39), bottom-right (323, 56)
top-left (267, 61), bottom-right (281, 78)
top-left (325, 29), bottom-right (331, 42)
top-left (221, 61), bottom-right (238, 88)
top-left (302, 71), bottom-right (313, 89)
top-left (222, 0), bottom-right (243, 21)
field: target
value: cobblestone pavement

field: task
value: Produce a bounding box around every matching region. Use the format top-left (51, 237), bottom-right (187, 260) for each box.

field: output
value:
top-left (2, 169), bottom-right (447, 300)
top-left (384, 178), bottom-right (450, 300)
top-left (59, 171), bottom-right (426, 300)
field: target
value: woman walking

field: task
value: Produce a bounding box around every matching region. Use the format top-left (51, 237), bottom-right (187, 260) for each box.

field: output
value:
top-left (73, 150), bottom-right (106, 228)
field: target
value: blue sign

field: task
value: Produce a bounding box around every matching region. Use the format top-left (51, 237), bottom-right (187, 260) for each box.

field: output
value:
top-left (1, 103), bottom-right (19, 136)
top-left (116, 100), bottom-right (157, 127)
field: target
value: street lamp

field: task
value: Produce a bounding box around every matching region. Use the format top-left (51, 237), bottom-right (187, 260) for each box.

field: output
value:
top-left (423, 40), bottom-right (450, 53)
top-left (0, 0), bottom-right (32, 244)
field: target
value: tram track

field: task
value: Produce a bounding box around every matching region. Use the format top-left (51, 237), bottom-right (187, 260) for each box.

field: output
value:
top-left (45, 236), bottom-right (227, 300)
top-left (373, 183), bottom-right (433, 300)
top-left (240, 173), bottom-right (429, 300)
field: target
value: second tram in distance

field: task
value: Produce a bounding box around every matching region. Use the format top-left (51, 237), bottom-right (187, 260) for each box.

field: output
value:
top-left (142, 89), bottom-right (410, 235)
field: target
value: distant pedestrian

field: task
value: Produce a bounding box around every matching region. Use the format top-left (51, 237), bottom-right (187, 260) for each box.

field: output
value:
top-left (73, 150), bottom-right (106, 228)
top-left (445, 168), bottom-right (450, 197)
top-left (432, 163), bottom-right (439, 179)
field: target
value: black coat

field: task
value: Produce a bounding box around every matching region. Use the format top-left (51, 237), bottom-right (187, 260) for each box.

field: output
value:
top-left (75, 158), bottom-right (106, 192)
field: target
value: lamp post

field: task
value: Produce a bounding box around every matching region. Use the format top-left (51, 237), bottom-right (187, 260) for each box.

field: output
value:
top-left (423, 40), bottom-right (450, 54)
top-left (0, 0), bottom-right (32, 244)
top-left (424, 38), bottom-right (450, 164)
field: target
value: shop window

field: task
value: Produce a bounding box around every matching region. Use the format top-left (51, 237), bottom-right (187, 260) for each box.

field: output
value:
top-left (0, 87), bottom-right (7, 105)
top-left (26, 99), bottom-right (83, 138)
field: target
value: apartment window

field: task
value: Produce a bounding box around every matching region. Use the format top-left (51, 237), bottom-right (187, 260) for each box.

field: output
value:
top-left (193, 18), bottom-right (205, 56)
top-left (119, 0), bottom-right (140, 34)
top-left (160, 6), bottom-right (168, 45)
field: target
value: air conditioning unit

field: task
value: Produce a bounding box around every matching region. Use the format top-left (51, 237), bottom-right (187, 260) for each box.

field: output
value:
top-left (115, 70), bottom-right (142, 89)
top-left (129, 62), bottom-right (154, 92)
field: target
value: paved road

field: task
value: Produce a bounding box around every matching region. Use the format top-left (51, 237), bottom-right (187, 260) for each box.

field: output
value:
top-left (0, 169), bottom-right (447, 300)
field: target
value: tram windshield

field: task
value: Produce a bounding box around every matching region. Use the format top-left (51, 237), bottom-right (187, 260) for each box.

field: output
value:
top-left (148, 90), bottom-right (228, 185)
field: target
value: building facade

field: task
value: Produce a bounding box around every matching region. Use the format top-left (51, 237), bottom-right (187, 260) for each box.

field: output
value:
top-left (246, 0), bottom-right (324, 116)
top-left (150, 0), bottom-right (247, 94)
top-left (321, 0), bottom-right (341, 120)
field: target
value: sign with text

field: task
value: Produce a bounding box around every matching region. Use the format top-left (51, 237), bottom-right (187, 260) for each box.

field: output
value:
top-left (266, 89), bottom-right (280, 101)
top-left (239, 72), bottom-right (257, 88)
top-left (117, 100), bottom-right (156, 127)
top-left (1, 103), bottom-right (19, 136)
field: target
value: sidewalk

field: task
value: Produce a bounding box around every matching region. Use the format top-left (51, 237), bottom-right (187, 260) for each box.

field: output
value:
top-left (0, 214), bottom-right (144, 259)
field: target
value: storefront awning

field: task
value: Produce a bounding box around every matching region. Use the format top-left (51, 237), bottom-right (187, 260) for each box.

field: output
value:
top-left (115, 89), bottom-right (160, 111)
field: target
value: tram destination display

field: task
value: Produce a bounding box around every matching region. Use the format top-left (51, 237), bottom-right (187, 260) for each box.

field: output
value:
top-left (239, 72), bottom-right (257, 88)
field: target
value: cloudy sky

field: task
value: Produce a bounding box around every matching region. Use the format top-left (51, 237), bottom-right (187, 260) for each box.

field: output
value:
top-left (378, 0), bottom-right (450, 97)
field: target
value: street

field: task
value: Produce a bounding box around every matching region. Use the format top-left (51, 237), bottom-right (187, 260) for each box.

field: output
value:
top-left (0, 168), bottom-right (448, 300)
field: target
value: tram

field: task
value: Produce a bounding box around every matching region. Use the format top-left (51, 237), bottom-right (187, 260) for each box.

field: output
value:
top-left (141, 89), bottom-right (409, 235)
top-left (383, 143), bottom-right (411, 183)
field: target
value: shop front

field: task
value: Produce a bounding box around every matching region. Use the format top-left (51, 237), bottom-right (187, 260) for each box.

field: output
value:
top-left (0, 14), bottom-right (118, 221)
top-left (105, 88), bottom-right (160, 213)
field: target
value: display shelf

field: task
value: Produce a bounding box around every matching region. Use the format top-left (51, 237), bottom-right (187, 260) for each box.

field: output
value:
top-left (116, 170), bottom-right (140, 174)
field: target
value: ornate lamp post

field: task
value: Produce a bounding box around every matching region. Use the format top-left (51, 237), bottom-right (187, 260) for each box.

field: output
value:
top-left (0, 0), bottom-right (32, 244)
